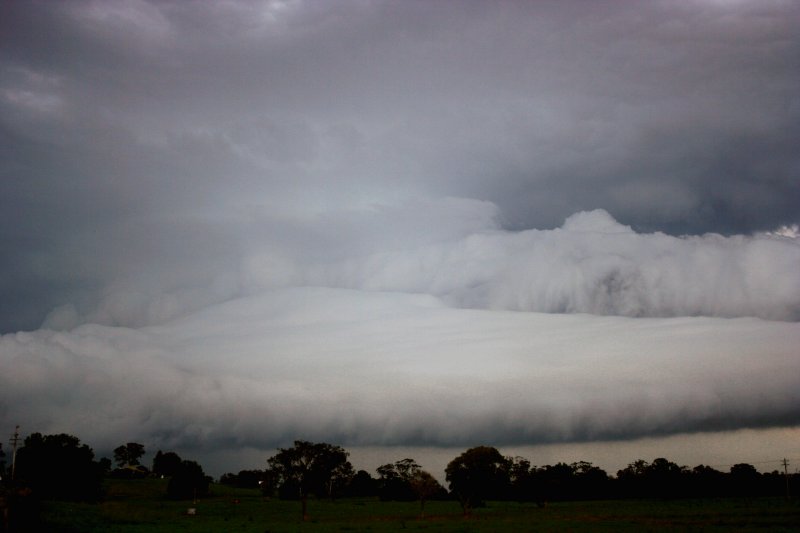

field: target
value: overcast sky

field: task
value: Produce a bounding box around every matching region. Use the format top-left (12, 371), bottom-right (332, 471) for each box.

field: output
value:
top-left (1, 0), bottom-right (799, 477)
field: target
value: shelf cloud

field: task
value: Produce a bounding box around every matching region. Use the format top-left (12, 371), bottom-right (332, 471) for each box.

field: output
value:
top-left (4, 287), bottom-right (800, 456)
top-left (1, 1), bottom-right (799, 471)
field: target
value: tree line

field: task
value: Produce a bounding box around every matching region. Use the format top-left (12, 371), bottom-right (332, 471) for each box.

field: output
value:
top-left (2, 432), bottom-right (796, 518)
top-left (222, 443), bottom-right (795, 515)
top-left (0, 433), bottom-right (212, 502)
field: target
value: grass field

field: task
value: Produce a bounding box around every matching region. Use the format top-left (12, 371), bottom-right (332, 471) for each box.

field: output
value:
top-left (29, 479), bottom-right (800, 532)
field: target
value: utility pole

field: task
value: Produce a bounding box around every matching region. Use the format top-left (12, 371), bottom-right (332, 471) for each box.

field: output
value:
top-left (9, 426), bottom-right (20, 482)
top-left (782, 458), bottom-right (790, 500)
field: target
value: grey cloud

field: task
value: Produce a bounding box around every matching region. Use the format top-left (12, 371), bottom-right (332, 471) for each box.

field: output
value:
top-left (3, 1), bottom-right (799, 331)
top-left (3, 287), bottom-right (800, 456)
top-left (35, 207), bottom-right (800, 330)
top-left (2, 0), bottom-right (800, 471)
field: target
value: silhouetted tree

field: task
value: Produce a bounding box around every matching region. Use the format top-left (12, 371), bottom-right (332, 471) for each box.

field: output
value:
top-left (113, 442), bottom-right (145, 468)
top-left (376, 458), bottom-right (421, 501)
top-left (218, 469), bottom-right (265, 489)
top-left (445, 446), bottom-right (511, 515)
top-left (97, 457), bottom-right (112, 475)
top-left (616, 458), bottom-right (688, 498)
top-left (616, 459), bottom-right (650, 498)
top-left (729, 463), bottom-right (760, 496)
top-left (505, 458), bottom-right (612, 503)
top-left (266, 440), bottom-right (353, 520)
top-left (152, 450), bottom-right (182, 477)
top-left (689, 465), bottom-right (726, 497)
top-left (409, 470), bottom-right (446, 517)
top-left (647, 458), bottom-right (688, 498)
top-left (166, 460), bottom-right (210, 500)
top-left (346, 470), bottom-right (378, 497)
top-left (618, 459), bottom-right (649, 477)
top-left (572, 461), bottom-right (610, 500)
top-left (508, 456), bottom-right (535, 501)
top-left (15, 433), bottom-right (103, 501)
top-left (536, 462), bottom-right (576, 501)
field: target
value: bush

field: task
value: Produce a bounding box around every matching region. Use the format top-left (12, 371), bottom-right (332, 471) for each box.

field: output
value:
top-left (14, 433), bottom-right (103, 501)
top-left (166, 460), bottom-right (210, 500)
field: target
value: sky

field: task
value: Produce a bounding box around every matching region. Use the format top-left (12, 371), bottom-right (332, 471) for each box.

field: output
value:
top-left (1, 0), bottom-right (799, 478)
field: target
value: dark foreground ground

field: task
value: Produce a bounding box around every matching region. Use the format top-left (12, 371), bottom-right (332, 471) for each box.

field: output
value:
top-left (12, 479), bottom-right (800, 532)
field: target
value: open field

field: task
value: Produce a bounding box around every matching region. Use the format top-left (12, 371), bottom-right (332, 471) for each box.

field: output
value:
top-left (27, 479), bottom-right (800, 532)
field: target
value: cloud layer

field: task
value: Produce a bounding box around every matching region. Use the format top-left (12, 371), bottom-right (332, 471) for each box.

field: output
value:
top-left (2, 0), bottom-right (799, 331)
top-left (1, 1), bottom-right (799, 474)
top-left (302, 209), bottom-right (800, 321)
top-left (38, 207), bottom-right (800, 330)
top-left (4, 287), bottom-right (800, 457)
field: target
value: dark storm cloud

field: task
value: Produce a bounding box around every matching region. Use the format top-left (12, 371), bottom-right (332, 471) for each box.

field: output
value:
top-left (2, 0), bottom-right (800, 468)
top-left (2, 0), bottom-right (799, 331)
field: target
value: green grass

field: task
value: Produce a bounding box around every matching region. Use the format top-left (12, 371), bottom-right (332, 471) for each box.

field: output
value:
top-left (29, 479), bottom-right (800, 532)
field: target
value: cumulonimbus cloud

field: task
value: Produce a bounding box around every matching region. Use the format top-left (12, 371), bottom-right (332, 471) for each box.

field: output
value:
top-left (9, 208), bottom-right (800, 466)
top-left (297, 209), bottom-right (800, 321)
top-left (2, 1), bottom-right (799, 477)
top-left (3, 0), bottom-right (799, 333)
top-left (237, 206), bottom-right (800, 324)
top-left (44, 207), bottom-right (800, 330)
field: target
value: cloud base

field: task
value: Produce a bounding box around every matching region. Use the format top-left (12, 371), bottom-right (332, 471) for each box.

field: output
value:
top-left (5, 286), bottom-right (800, 457)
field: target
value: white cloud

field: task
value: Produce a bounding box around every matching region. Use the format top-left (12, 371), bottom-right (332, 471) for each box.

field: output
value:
top-left (5, 286), bottom-right (800, 464)
top-left (293, 209), bottom-right (800, 321)
top-left (768, 224), bottom-right (799, 239)
top-left (42, 208), bottom-right (800, 330)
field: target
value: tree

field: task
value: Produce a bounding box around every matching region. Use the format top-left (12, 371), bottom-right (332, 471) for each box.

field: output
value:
top-left (535, 462), bottom-right (576, 502)
top-left (218, 469), bottom-right (266, 489)
top-left (346, 470), bottom-right (378, 497)
top-left (730, 463), bottom-right (760, 496)
top-left (689, 464), bottom-right (725, 497)
top-left (97, 457), bottom-right (112, 474)
top-left (616, 458), bottom-right (687, 498)
top-left (647, 458), bottom-right (687, 498)
top-left (113, 442), bottom-right (145, 468)
top-left (152, 450), bottom-right (182, 477)
top-left (508, 456), bottom-right (539, 502)
top-left (617, 459), bottom-right (650, 479)
top-left (571, 461), bottom-right (609, 500)
top-left (266, 440), bottom-right (354, 520)
top-left (616, 459), bottom-right (649, 498)
top-left (14, 433), bottom-right (103, 500)
top-left (376, 458), bottom-right (421, 501)
top-left (376, 458), bottom-right (445, 512)
top-left (409, 470), bottom-right (445, 517)
top-left (166, 460), bottom-right (210, 500)
top-left (445, 446), bottom-right (511, 515)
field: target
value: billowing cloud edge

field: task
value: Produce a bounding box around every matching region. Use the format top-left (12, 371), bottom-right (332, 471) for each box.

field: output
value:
top-left (42, 207), bottom-right (800, 331)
